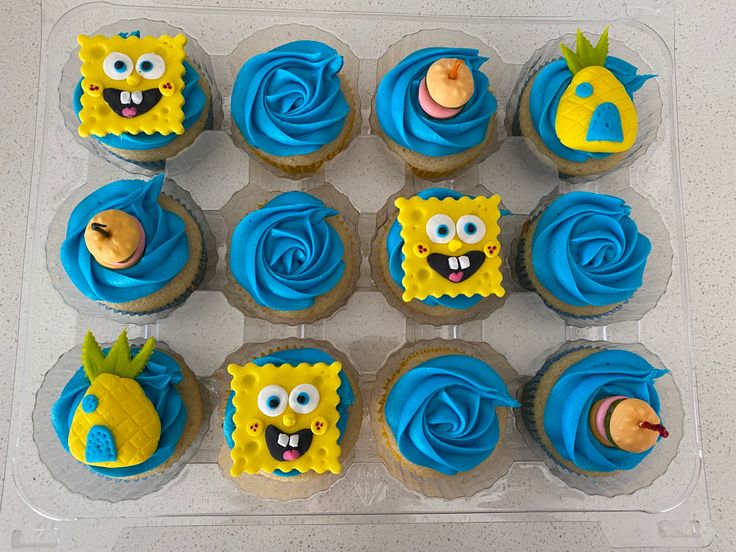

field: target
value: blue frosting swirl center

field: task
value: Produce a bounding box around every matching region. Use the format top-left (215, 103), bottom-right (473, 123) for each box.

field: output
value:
top-left (231, 40), bottom-right (350, 156)
top-left (530, 191), bottom-right (651, 307)
top-left (385, 354), bottom-right (518, 475)
top-left (528, 57), bottom-right (654, 162)
top-left (376, 47), bottom-right (497, 157)
top-left (229, 191), bottom-right (345, 311)
top-left (543, 348), bottom-right (668, 472)
top-left (50, 347), bottom-right (187, 478)
top-left (60, 174), bottom-right (190, 304)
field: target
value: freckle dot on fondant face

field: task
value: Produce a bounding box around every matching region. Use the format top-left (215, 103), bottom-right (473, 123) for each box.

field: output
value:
top-left (245, 441), bottom-right (259, 454)
top-left (410, 210), bottom-right (423, 222)
top-left (314, 376), bottom-right (323, 387)
top-left (243, 374), bottom-right (257, 388)
top-left (417, 268), bottom-right (430, 281)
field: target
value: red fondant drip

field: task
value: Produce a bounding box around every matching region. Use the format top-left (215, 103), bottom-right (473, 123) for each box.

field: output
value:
top-left (639, 421), bottom-right (669, 438)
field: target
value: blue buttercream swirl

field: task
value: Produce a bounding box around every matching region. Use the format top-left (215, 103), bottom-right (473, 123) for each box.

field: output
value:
top-left (528, 57), bottom-right (654, 162)
top-left (229, 191), bottom-right (345, 311)
top-left (543, 348), bottom-right (668, 472)
top-left (231, 40), bottom-right (350, 156)
top-left (73, 60), bottom-right (208, 151)
top-left (50, 347), bottom-right (187, 478)
top-left (59, 173), bottom-right (190, 304)
top-left (387, 188), bottom-right (482, 309)
top-left (223, 347), bottom-right (355, 477)
top-left (385, 354), bottom-right (518, 475)
top-left (376, 47), bottom-right (498, 157)
top-left (530, 191), bottom-right (651, 308)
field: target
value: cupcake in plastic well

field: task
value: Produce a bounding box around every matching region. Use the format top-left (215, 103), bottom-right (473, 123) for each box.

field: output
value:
top-left (218, 339), bottom-right (362, 500)
top-left (371, 34), bottom-right (500, 179)
top-left (520, 345), bottom-right (672, 478)
top-left (48, 330), bottom-right (203, 483)
top-left (516, 190), bottom-right (652, 320)
top-left (53, 173), bottom-right (210, 317)
top-left (223, 185), bottom-right (360, 325)
top-left (229, 28), bottom-right (359, 178)
top-left (65, 24), bottom-right (217, 169)
top-left (370, 186), bottom-right (507, 325)
top-left (511, 27), bottom-right (659, 178)
top-left (371, 340), bottom-right (519, 498)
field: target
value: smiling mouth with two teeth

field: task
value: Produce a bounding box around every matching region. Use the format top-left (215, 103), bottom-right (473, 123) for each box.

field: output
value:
top-left (103, 87), bottom-right (162, 119)
top-left (427, 251), bottom-right (486, 283)
top-left (264, 425), bottom-right (313, 462)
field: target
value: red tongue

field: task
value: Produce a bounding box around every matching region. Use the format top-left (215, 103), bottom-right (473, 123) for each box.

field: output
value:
top-left (122, 106), bottom-right (138, 118)
top-left (449, 271), bottom-right (464, 282)
top-left (283, 450), bottom-right (301, 461)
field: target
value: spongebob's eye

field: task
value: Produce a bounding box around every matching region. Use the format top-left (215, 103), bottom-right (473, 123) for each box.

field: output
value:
top-left (257, 385), bottom-right (288, 416)
top-left (289, 384), bottom-right (320, 414)
top-left (103, 52), bottom-right (133, 80)
top-left (426, 214), bottom-right (456, 244)
top-left (456, 215), bottom-right (486, 244)
top-left (136, 53), bottom-right (166, 80)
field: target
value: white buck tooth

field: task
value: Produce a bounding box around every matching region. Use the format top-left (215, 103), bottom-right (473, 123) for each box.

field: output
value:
top-left (131, 90), bottom-right (143, 105)
top-left (459, 255), bottom-right (470, 269)
top-left (448, 256), bottom-right (459, 270)
top-left (120, 91), bottom-right (131, 104)
top-left (277, 433), bottom-right (289, 447)
top-left (289, 434), bottom-right (300, 447)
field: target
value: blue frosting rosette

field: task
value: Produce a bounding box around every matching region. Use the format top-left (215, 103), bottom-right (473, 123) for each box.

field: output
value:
top-left (59, 173), bottom-right (191, 304)
top-left (50, 347), bottom-right (187, 478)
top-left (527, 191), bottom-right (651, 308)
top-left (223, 347), bottom-right (355, 478)
top-left (231, 40), bottom-right (350, 157)
top-left (384, 353), bottom-right (518, 475)
top-left (376, 47), bottom-right (497, 157)
top-left (229, 191), bottom-right (346, 312)
top-left (522, 348), bottom-right (668, 473)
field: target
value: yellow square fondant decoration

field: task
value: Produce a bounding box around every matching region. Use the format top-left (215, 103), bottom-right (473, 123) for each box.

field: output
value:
top-left (228, 361), bottom-right (343, 476)
top-left (395, 195), bottom-right (504, 302)
top-left (77, 33), bottom-right (188, 138)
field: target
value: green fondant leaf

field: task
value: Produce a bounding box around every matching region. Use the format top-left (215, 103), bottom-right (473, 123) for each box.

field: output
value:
top-left (105, 329), bottom-right (132, 376)
top-left (81, 331), bottom-right (105, 382)
top-left (123, 336), bottom-right (155, 379)
top-left (560, 27), bottom-right (610, 74)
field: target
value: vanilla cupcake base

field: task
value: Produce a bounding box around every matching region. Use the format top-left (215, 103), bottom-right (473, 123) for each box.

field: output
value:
top-left (370, 339), bottom-right (517, 498)
top-left (103, 195), bottom-right (205, 315)
top-left (216, 338), bottom-right (363, 501)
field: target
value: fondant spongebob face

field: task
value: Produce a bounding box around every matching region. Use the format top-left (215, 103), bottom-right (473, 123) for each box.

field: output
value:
top-left (395, 195), bottom-right (504, 302)
top-left (555, 65), bottom-right (638, 153)
top-left (228, 361), bottom-right (342, 476)
top-left (77, 33), bottom-right (188, 138)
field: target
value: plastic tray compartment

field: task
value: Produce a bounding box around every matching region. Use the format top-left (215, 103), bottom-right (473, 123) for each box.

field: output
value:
top-left (10, 1), bottom-right (710, 549)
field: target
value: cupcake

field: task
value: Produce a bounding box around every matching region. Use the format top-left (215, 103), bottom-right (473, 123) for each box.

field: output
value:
top-left (71, 30), bottom-right (213, 168)
top-left (230, 40), bottom-right (358, 177)
top-left (219, 339), bottom-right (362, 500)
top-left (50, 330), bottom-right (203, 480)
top-left (57, 173), bottom-right (208, 316)
top-left (372, 47), bottom-right (498, 179)
top-left (520, 346), bottom-right (670, 477)
top-left (224, 186), bottom-right (360, 324)
top-left (371, 340), bottom-right (518, 497)
top-left (515, 28), bottom-right (655, 177)
top-left (516, 191), bottom-right (651, 319)
top-left (370, 187), bottom-right (505, 324)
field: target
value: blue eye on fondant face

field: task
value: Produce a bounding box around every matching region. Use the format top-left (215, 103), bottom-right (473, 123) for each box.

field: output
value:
top-left (576, 82), bottom-right (594, 98)
top-left (81, 394), bottom-right (99, 413)
top-left (426, 214), bottom-right (456, 244)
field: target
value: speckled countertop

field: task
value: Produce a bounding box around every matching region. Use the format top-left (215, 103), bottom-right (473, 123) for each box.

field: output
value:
top-left (1, 0), bottom-right (734, 550)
